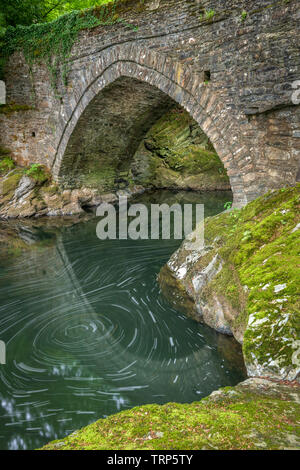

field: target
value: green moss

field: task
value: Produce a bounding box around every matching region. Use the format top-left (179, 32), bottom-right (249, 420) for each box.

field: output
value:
top-left (190, 185), bottom-right (299, 378)
top-left (159, 185), bottom-right (299, 379)
top-left (166, 147), bottom-right (228, 177)
top-left (40, 183), bottom-right (59, 195)
top-left (0, 156), bottom-right (15, 173)
top-left (0, 103), bottom-right (33, 115)
top-left (82, 166), bottom-right (117, 190)
top-left (132, 107), bottom-right (229, 189)
top-left (40, 381), bottom-right (300, 450)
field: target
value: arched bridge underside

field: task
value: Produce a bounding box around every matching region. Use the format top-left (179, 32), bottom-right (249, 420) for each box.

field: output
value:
top-left (1, 0), bottom-right (300, 207)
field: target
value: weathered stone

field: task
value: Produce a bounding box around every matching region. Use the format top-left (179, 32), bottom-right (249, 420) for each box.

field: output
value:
top-left (0, 80), bottom-right (5, 105)
top-left (131, 107), bottom-right (230, 191)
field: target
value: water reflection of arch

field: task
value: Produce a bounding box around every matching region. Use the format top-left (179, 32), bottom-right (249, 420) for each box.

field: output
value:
top-left (57, 229), bottom-right (245, 385)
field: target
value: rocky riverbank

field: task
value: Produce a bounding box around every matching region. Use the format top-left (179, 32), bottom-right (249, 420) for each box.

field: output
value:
top-left (39, 185), bottom-right (300, 451)
top-left (0, 167), bottom-right (145, 218)
top-left (159, 185), bottom-right (300, 382)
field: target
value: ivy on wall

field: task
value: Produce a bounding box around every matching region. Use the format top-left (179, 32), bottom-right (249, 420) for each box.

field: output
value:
top-left (1, 1), bottom-right (138, 96)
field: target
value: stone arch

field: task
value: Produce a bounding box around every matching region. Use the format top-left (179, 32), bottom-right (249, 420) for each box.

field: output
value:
top-left (51, 45), bottom-right (255, 206)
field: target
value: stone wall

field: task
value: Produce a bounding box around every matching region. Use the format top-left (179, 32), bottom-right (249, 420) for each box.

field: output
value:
top-left (0, 0), bottom-right (299, 206)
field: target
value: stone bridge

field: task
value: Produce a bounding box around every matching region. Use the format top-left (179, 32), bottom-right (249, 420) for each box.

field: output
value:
top-left (0, 0), bottom-right (299, 207)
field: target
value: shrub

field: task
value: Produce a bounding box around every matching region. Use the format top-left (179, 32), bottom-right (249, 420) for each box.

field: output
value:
top-left (241, 11), bottom-right (248, 21)
top-left (25, 163), bottom-right (49, 183)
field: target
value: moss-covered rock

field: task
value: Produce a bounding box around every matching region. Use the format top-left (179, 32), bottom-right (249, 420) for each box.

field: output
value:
top-left (40, 378), bottom-right (300, 450)
top-left (159, 185), bottom-right (300, 382)
top-left (131, 107), bottom-right (230, 191)
top-left (0, 161), bottom-right (144, 218)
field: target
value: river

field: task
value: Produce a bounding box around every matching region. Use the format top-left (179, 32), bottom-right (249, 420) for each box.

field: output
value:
top-left (0, 190), bottom-right (246, 450)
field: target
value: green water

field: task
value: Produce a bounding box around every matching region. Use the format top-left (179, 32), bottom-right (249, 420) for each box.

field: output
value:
top-left (0, 190), bottom-right (246, 450)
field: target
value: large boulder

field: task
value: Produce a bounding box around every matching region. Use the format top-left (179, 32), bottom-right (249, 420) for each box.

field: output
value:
top-left (131, 108), bottom-right (231, 191)
top-left (159, 185), bottom-right (300, 382)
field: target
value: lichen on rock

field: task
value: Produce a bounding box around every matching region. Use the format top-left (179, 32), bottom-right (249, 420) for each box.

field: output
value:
top-left (40, 377), bottom-right (300, 450)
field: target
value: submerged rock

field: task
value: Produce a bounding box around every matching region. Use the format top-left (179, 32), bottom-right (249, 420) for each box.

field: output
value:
top-left (159, 185), bottom-right (300, 382)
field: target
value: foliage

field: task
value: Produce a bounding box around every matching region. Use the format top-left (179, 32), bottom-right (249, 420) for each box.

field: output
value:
top-left (203, 185), bottom-right (300, 377)
top-left (0, 0), bottom-right (113, 27)
top-left (45, 1), bottom-right (114, 22)
top-left (224, 201), bottom-right (232, 210)
top-left (199, 9), bottom-right (216, 21)
top-left (0, 145), bottom-right (15, 173)
top-left (25, 163), bottom-right (49, 183)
